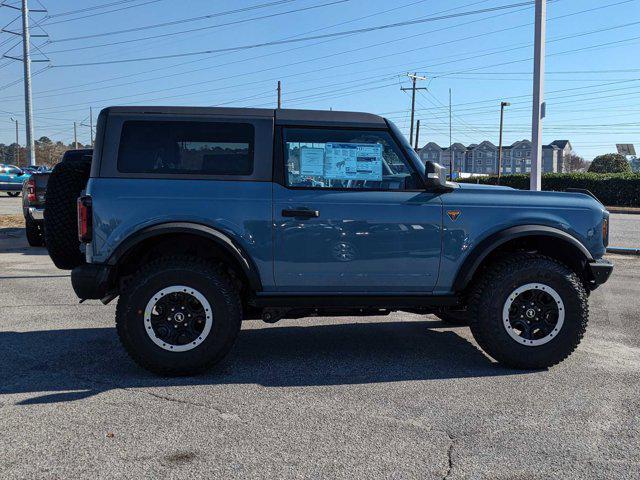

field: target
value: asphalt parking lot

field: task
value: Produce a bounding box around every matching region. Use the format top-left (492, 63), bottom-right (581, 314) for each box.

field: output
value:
top-left (0, 227), bottom-right (638, 479)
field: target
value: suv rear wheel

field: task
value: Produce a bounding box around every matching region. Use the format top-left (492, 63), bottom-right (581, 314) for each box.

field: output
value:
top-left (469, 253), bottom-right (588, 369)
top-left (116, 256), bottom-right (242, 376)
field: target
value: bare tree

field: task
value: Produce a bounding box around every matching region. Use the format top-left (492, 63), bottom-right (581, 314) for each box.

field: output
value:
top-left (564, 151), bottom-right (588, 172)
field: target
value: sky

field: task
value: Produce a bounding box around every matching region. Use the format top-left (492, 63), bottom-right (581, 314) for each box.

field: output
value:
top-left (0, 0), bottom-right (639, 160)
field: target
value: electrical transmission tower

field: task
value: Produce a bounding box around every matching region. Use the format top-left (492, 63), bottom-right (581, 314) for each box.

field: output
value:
top-left (1, 0), bottom-right (49, 166)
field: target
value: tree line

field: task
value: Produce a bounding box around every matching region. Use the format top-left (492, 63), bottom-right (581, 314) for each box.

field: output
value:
top-left (0, 136), bottom-right (88, 167)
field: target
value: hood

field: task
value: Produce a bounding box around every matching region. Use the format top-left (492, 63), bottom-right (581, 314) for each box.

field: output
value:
top-left (449, 183), bottom-right (605, 212)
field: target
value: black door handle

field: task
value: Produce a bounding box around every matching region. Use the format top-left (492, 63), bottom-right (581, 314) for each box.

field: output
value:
top-left (282, 208), bottom-right (319, 218)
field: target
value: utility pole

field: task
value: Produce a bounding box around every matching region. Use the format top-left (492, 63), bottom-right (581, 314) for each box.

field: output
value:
top-left (277, 80), bottom-right (282, 109)
top-left (449, 88), bottom-right (453, 177)
top-left (414, 119), bottom-right (421, 151)
top-left (497, 101), bottom-right (511, 183)
top-left (530, 0), bottom-right (547, 191)
top-left (89, 107), bottom-right (94, 147)
top-left (21, 0), bottom-right (35, 166)
top-left (10, 117), bottom-right (19, 164)
top-left (74, 122), bottom-right (78, 149)
top-left (2, 1), bottom-right (46, 165)
top-left (400, 73), bottom-right (427, 146)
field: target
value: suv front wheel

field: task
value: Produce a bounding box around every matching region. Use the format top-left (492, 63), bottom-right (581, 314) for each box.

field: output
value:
top-left (116, 256), bottom-right (241, 375)
top-left (469, 253), bottom-right (588, 369)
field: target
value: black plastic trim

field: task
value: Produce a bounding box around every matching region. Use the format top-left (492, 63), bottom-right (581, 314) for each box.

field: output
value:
top-left (107, 222), bottom-right (263, 291)
top-left (588, 259), bottom-right (613, 287)
top-left (453, 225), bottom-right (594, 292)
top-left (71, 263), bottom-right (114, 300)
top-left (250, 294), bottom-right (459, 309)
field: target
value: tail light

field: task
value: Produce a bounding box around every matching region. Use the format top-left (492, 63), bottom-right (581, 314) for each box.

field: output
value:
top-left (26, 178), bottom-right (36, 203)
top-left (77, 195), bottom-right (92, 243)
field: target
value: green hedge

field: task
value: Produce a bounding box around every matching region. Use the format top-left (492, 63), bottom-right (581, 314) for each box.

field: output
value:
top-left (457, 173), bottom-right (640, 207)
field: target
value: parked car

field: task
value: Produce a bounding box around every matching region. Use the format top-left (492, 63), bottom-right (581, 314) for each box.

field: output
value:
top-left (0, 164), bottom-right (30, 196)
top-left (21, 151), bottom-right (92, 247)
top-left (22, 165), bottom-right (51, 174)
top-left (44, 106), bottom-right (612, 376)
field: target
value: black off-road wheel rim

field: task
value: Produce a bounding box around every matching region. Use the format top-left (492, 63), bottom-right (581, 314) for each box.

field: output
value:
top-left (143, 285), bottom-right (213, 352)
top-left (502, 283), bottom-right (565, 347)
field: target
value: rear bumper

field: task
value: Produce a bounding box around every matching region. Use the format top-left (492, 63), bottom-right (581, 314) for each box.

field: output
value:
top-left (0, 183), bottom-right (22, 192)
top-left (28, 206), bottom-right (44, 220)
top-left (71, 263), bottom-right (114, 300)
top-left (587, 259), bottom-right (613, 288)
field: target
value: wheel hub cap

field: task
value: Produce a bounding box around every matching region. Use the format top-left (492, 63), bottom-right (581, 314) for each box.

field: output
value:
top-left (144, 286), bottom-right (213, 352)
top-left (502, 283), bottom-right (565, 347)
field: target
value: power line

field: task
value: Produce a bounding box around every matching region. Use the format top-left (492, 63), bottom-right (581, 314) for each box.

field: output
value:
top-left (4, 0), bottom-right (516, 100)
top-left (40, 0), bottom-right (164, 26)
top-left (43, 0), bottom-right (153, 19)
top-left (49, 0), bottom-right (298, 42)
top-left (44, 0), bottom-right (350, 54)
top-left (50, 1), bottom-right (547, 67)
top-left (0, 0), bottom-right (448, 100)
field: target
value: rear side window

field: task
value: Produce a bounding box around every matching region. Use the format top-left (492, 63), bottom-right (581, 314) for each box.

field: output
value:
top-left (117, 121), bottom-right (254, 175)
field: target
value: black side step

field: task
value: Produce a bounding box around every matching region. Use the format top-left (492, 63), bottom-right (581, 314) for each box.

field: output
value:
top-left (250, 295), bottom-right (460, 309)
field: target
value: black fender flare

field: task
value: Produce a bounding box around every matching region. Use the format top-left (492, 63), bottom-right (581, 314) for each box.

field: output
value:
top-left (452, 224), bottom-right (593, 292)
top-left (107, 222), bottom-right (262, 291)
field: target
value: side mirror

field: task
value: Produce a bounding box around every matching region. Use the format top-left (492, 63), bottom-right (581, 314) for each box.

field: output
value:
top-left (423, 161), bottom-right (449, 190)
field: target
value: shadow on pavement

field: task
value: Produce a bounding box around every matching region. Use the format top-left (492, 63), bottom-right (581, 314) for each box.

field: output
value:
top-left (0, 227), bottom-right (48, 255)
top-left (0, 321), bottom-right (532, 404)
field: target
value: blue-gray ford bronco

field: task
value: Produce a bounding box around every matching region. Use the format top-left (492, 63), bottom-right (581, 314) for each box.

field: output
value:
top-left (44, 106), bottom-right (613, 375)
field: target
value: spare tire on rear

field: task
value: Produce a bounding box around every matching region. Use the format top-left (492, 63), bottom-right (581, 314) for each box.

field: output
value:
top-left (44, 156), bottom-right (91, 270)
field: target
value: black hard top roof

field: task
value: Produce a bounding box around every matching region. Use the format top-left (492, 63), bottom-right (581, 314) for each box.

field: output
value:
top-left (104, 106), bottom-right (387, 128)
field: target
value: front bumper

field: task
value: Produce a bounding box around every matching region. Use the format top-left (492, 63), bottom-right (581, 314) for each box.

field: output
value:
top-left (587, 259), bottom-right (613, 288)
top-left (71, 263), bottom-right (115, 301)
top-left (28, 206), bottom-right (44, 220)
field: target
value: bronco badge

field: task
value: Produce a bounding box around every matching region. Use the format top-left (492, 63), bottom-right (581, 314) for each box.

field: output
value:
top-left (447, 210), bottom-right (461, 221)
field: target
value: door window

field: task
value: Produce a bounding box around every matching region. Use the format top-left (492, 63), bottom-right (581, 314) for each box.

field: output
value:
top-left (282, 128), bottom-right (420, 190)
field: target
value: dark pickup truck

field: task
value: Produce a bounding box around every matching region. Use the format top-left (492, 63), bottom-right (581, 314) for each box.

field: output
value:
top-left (21, 149), bottom-right (92, 247)
top-left (22, 171), bottom-right (49, 246)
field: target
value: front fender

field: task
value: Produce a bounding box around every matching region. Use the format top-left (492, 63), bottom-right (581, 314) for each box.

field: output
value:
top-left (451, 224), bottom-right (593, 292)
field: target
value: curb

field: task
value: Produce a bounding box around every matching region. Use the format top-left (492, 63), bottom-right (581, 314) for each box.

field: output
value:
top-left (607, 247), bottom-right (640, 256)
top-left (606, 207), bottom-right (640, 215)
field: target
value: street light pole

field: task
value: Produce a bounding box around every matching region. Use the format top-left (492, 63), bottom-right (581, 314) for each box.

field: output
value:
top-left (530, 0), bottom-right (547, 191)
top-left (498, 101), bottom-right (510, 183)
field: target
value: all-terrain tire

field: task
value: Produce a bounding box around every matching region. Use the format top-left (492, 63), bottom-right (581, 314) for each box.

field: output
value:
top-left (25, 216), bottom-right (45, 247)
top-left (116, 256), bottom-right (242, 376)
top-left (44, 158), bottom-right (91, 269)
top-left (469, 253), bottom-right (588, 369)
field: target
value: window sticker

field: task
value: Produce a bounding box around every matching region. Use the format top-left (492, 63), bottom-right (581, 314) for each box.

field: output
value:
top-left (324, 143), bottom-right (383, 181)
top-left (299, 147), bottom-right (325, 176)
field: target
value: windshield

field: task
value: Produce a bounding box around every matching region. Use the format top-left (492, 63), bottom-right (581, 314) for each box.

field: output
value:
top-left (386, 119), bottom-right (425, 177)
